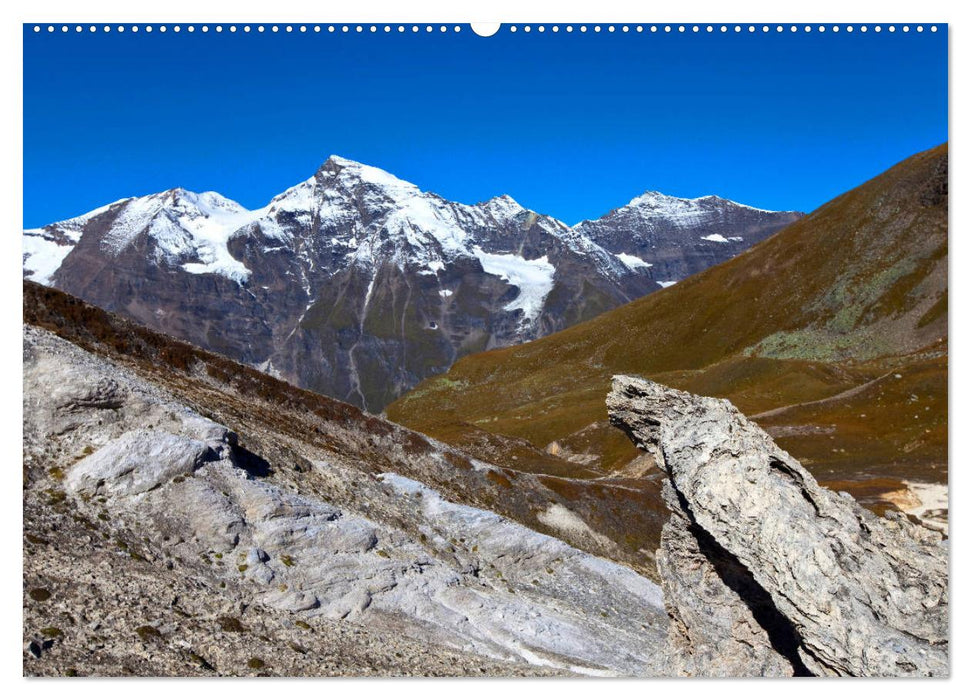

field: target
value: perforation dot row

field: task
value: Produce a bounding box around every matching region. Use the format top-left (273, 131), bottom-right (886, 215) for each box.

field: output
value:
top-left (31, 24), bottom-right (940, 35)
top-left (507, 24), bottom-right (937, 33)
top-left (32, 25), bottom-right (466, 34)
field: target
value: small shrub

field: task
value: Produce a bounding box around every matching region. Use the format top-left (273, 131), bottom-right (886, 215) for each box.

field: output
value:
top-left (486, 470), bottom-right (512, 489)
top-left (217, 616), bottom-right (245, 633)
top-left (28, 588), bottom-right (51, 602)
top-left (279, 555), bottom-right (294, 567)
top-left (136, 625), bottom-right (161, 642)
top-left (45, 490), bottom-right (67, 506)
top-left (188, 651), bottom-right (215, 671)
top-left (247, 657), bottom-right (265, 670)
top-left (294, 620), bottom-right (312, 631)
top-left (40, 627), bottom-right (63, 638)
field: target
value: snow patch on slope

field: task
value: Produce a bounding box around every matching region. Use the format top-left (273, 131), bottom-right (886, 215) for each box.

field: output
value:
top-left (174, 194), bottom-right (256, 282)
top-left (22, 232), bottom-right (75, 284)
top-left (88, 188), bottom-right (257, 283)
top-left (23, 199), bottom-right (130, 284)
top-left (473, 247), bottom-right (555, 322)
top-left (615, 252), bottom-right (653, 270)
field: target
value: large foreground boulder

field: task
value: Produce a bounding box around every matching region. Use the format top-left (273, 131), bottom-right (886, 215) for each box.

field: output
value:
top-left (607, 375), bottom-right (948, 677)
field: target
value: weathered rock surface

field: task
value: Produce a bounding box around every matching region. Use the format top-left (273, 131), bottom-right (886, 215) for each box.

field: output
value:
top-left (607, 375), bottom-right (949, 677)
top-left (24, 325), bottom-right (669, 676)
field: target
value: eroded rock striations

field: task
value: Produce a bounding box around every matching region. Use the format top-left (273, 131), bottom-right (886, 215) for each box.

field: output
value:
top-left (23, 325), bottom-right (669, 676)
top-left (607, 375), bottom-right (948, 678)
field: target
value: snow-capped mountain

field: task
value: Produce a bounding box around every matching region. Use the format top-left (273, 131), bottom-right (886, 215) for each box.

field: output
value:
top-left (24, 189), bottom-right (254, 284)
top-left (22, 156), bottom-right (798, 412)
top-left (574, 191), bottom-right (802, 287)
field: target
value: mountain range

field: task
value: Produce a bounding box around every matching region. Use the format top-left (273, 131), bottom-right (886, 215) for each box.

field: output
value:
top-left (23, 156), bottom-right (800, 412)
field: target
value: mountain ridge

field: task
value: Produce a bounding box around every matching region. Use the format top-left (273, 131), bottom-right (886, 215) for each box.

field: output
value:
top-left (24, 155), bottom-right (800, 289)
top-left (23, 156), bottom-right (801, 411)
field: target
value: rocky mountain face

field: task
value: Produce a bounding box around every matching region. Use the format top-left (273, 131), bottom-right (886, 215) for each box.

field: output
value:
top-left (574, 191), bottom-right (801, 286)
top-left (22, 283), bottom-right (946, 676)
top-left (389, 144), bottom-right (948, 531)
top-left (23, 157), bottom-right (796, 412)
top-left (607, 375), bottom-right (947, 678)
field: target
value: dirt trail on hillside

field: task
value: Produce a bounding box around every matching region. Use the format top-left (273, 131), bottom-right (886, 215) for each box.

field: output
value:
top-left (750, 372), bottom-right (894, 421)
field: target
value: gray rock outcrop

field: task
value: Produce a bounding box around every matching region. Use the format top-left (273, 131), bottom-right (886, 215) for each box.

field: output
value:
top-left (607, 375), bottom-right (948, 678)
top-left (24, 325), bottom-right (670, 676)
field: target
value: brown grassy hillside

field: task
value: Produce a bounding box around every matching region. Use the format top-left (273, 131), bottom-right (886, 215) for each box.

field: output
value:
top-left (388, 144), bottom-right (948, 518)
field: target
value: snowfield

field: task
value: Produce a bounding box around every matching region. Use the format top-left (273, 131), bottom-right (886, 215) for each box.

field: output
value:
top-left (615, 252), bottom-right (653, 270)
top-left (22, 232), bottom-right (76, 285)
top-left (473, 247), bottom-right (556, 322)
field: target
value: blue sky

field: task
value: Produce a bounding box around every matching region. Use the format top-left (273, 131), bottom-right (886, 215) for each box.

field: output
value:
top-left (23, 24), bottom-right (947, 227)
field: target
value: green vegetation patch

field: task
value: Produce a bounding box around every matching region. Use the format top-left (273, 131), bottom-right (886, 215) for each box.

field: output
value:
top-left (28, 588), bottom-right (52, 602)
top-left (136, 625), bottom-right (162, 642)
top-left (217, 616), bottom-right (246, 633)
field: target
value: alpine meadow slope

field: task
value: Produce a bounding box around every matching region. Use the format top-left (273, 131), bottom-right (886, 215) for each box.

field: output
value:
top-left (388, 144), bottom-right (948, 528)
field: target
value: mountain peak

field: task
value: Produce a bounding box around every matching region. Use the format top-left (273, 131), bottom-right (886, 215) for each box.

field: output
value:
top-left (622, 190), bottom-right (780, 215)
top-left (157, 187), bottom-right (249, 214)
top-left (320, 154), bottom-right (364, 170)
top-left (479, 194), bottom-right (525, 217)
top-left (627, 190), bottom-right (704, 208)
top-left (317, 155), bottom-right (419, 192)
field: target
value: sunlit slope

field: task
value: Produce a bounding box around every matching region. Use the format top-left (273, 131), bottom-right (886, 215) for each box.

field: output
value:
top-left (388, 144), bottom-right (947, 499)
